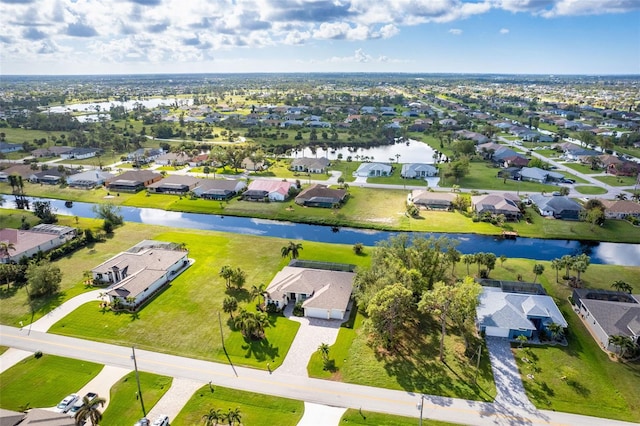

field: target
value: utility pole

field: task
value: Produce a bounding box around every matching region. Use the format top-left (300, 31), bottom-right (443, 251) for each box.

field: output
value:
top-left (474, 344), bottom-right (482, 384)
top-left (417, 394), bottom-right (425, 426)
top-left (218, 311), bottom-right (226, 351)
top-left (131, 346), bottom-right (146, 417)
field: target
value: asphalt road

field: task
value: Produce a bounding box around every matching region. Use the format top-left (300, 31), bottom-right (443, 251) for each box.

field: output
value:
top-left (1, 325), bottom-right (635, 426)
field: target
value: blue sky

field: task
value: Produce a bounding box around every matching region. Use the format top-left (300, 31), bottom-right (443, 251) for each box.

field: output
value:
top-left (1, 0), bottom-right (639, 75)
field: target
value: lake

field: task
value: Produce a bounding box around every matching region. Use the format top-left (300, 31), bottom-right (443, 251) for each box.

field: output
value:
top-left (2, 196), bottom-right (639, 266)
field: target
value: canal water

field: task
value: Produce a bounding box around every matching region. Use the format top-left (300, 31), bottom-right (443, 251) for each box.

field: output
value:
top-left (2, 196), bottom-right (639, 266)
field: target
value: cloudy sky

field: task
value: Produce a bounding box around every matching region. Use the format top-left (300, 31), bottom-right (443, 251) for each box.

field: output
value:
top-left (1, 0), bottom-right (639, 75)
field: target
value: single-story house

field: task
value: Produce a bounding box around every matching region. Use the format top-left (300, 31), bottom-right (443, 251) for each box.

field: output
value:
top-left (353, 163), bottom-right (392, 177)
top-left (147, 175), bottom-right (200, 194)
top-left (0, 142), bottom-right (22, 153)
top-left (472, 193), bottom-right (522, 220)
top-left (0, 164), bottom-right (33, 181)
top-left (518, 167), bottom-right (564, 184)
top-left (600, 200), bottom-right (640, 220)
top-left (401, 163), bottom-right (438, 179)
top-left (295, 184), bottom-right (347, 208)
top-left (291, 157), bottom-right (330, 174)
top-left (93, 241), bottom-right (189, 310)
top-left (410, 190), bottom-right (456, 210)
top-left (193, 179), bottom-right (246, 200)
top-left (126, 148), bottom-right (164, 164)
top-left (67, 170), bottom-right (114, 189)
top-left (4, 408), bottom-right (76, 426)
top-left (243, 179), bottom-right (293, 202)
top-left (0, 225), bottom-right (77, 264)
top-left (529, 194), bottom-right (583, 220)
top-left (106, 170), bottom-right (162, 192)
top-left (241, 157), bottom-right (266, 171)
top-left (31, 146), bottom-right (74, 158)
top-left (265, 265), bottom-right (354, 320)
top-left (28, 169), bottom-right (67, 185)
top-left (572, 288), bottom-right (640, 353)
top-left (60, 147), bottom-right (100, 160)
top-left (608, 160), bottom-right (640, 177)
top-left (476, 287), bottom-right (567, 339)
top-left (155, 152), bottom-right (191, 166)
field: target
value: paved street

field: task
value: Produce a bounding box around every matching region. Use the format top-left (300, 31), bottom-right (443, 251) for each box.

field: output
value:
top-left (1, 325), bottom-right (636, 426)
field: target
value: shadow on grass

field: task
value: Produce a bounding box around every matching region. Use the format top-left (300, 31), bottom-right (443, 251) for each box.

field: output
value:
top-left (0, 285), bottom-right (20, 299)
top-left (240, 337), bottom-right (280, 362)
top-left (226, 287), bottom-right (251, 303)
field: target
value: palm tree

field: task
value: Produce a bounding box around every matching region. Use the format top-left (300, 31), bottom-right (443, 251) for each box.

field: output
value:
top-left (572, 259), bottom-right (588, 282)
top-left (551, 258), bottom-right (562, 283)
top-left (224, 407), bottom-right (242, 426)
top-left (546, 322), bottom-right (564, 341)
top-left (516, 334), bottom-right (528, 348)
top-left (532, 263), bottom-right (545, 283)
top-left (202, 408), bottom-right (222, 426)
top-left (561, 254), bottom-right (573, 279)
top-left (74, 395), bottom-right (106, 426)
top-left (250, 283), bottom-right (266, 304)
top-left (318, 342), bottom-right (330, 363)
top-left (223, 296), bottom-right (238, 319)
top-left (219, 265), bottom-right (233, 289)
top-left (233, 309), bottom-right (269, 340)
top-left (499, 255), bottom-right (507, 268)
top-left (281, 241), bottom-right (303, 260)
top-left (446, 247), bottom-right (461, 275)
top-left (615, 193), bottom-right (628, 201)
top-left (462, 254), bottom-right (473, 275)
top-left (0, 242), bottom-right (16, 262)
top-left (608, 334), bottom-right (635, 358)
top-left (612, 280), bottom-right (633, 294)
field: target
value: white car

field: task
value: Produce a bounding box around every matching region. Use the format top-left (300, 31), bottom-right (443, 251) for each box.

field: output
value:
top-left (54, 394), bottom-right (79, 413)
top-left (152, 415), bottom-right (170, 426)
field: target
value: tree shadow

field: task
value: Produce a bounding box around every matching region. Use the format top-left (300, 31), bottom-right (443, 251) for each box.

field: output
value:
top-left (0, 285), bottom-right (20, 299)
top-left (226, 287), bottom-right (251, 302)
top-left (240, 337), bottom-right (280, 362)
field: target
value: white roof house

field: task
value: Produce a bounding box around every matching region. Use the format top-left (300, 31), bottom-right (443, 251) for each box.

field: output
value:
top-left (67, 170), bottom-right (115, 188)
top-left (353, 163), bottom-right (392, 177)
top-left (476, 287), bottom-right (567, 339)
top-left (265, 266), bottom-right (354, 320)
top-left (401, 163), bottom-right (438, 178)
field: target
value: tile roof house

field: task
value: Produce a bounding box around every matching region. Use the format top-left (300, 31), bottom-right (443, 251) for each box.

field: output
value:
top-left (107, 170), bottom-right (162, 192)
top-left (476, 287), bottom-right (567, 339)
top-left (147, 175), bottom-right (200, 194)
top-left (410, 190), bottom-right (456, 210)
top-left (0, 225), bottom-right (77, 264)
top-left (291, 157), bottom-right (330, 174)
top-left (193, 179), bottom-right (246, 200)
top-left (243, 179), bottom-right (293, 202)
top-left (572, 288), bottom-right (640, 353)
top-left (353, 163), bottom-right (392, 177)
top-left (295, 184), bottom-right (347, 208)
top-left (471, 193), bottom-right (522, 220)
top-left (265, 266), bottom-right (354, 320)
top-left (93, 241), bottom-right (189, 310)
top-left (600, 200), bottom-right (640, 220)
top-left (529, 194), bottom-right (583, 220)
top-left (401, 163), bottom-right (438, 179)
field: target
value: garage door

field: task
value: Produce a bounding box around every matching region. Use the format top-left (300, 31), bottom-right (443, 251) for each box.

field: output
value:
top-left (485, 326), bottom-right (509, 338)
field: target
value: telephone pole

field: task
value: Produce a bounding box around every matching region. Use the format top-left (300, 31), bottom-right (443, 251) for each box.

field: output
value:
top-left (131, 346), bottom-right (147, 417)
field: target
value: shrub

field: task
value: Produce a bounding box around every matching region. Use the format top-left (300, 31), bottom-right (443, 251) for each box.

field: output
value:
top-left (34, 351), bottom-right (43, 359)
top-left (293, 301), bottom-right (304, 317)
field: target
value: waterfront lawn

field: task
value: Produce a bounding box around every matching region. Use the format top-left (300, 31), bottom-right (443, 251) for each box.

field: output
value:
top-left (47, 227), bottom-right (369, 368)
top-left (594, 175), bottom-right (638, 187)
top-left (172, 384), bottom-right (304, 426)
top-left (0, 354), bottom-right (102, 411)
top-left (340, 409), bottom-right (459, 426)
top-left (102, 372), bottom-right (172, 426)
top-left (573, 185), bottom-right (608, 195)
top-left (308, 310), bottom-right (497, 402)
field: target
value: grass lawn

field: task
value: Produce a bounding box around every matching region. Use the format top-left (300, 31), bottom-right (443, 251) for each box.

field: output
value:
top-left (0, 128), bottom-right (68, 145)
top-left (102, 371), bottom-right (172, 426)
top-left (0, 354), bottom-right (102, 411)
top-left (172, 384), bottom-right (304, 426)
top-left (308, 309), bottom-right (497, 402)
top-left (594, 175), bottom-right (638, 186)
top-left (562, 163), bottom-right (601, 174)
top-left (46, 226), bottom-right (369, 369)
top-left (340, 409), bottom-right (459, 426)
top-left (368, 174), bottom-right (429, 186)
top-left (488, 259), bottom-right (640, 422)
top-left (445, 161), bottom-right (557, 192)
top-left (573, 185), bottom-right (608, 195)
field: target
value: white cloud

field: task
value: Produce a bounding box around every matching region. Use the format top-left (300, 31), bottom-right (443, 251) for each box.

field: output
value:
top-left (354, 48), bottom-right (371, 63)
top-left (496, 0), bottom-right (640, 17)
top-left (448, 28), bottom-right (463, 35)
top-left (500, 28), bottom-right (510, 34)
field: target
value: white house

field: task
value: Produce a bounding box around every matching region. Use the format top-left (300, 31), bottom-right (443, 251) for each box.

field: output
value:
top-left (93, 241), bottom-right (189, 310)
top-left (0, 225), bottom-right (77, 264)
top-left (243, 179), bottom-right (293, 202)
top-left (67, 170), bottom-right (115, 189)
top-left (265, 266), bottom-right (354, 320)
top-left (401, 163), bottom-right (438, 179)
top-left (353, 163), bottom-right (392, 177)
top-left (60, 147), bottom-right (99, 160)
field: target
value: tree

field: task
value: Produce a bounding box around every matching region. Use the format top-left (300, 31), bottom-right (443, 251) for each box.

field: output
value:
top-left (532, 263), bottom-right (545, 283)
top-left (202, 408), bottom-right (222, 426)
top-left (281, 241), bottom-right (303, 260)
top-left (551, 258), bottom-right (562, 283)
top-left (318, 342), bottom-right (331, 370)
top-left (447, 158), bottom-right (470, 183)
top-left (516, 334), bottom-right (528, 348)
top-left (230, 267), bottom-right (246, 289)
top-left (74, 395), bottom-right (106, 426)
top-left (546, 322), bottom-right (564, 341)
top-left (233, 309), bottom-right (269, 340)
top-left (462, 254), bottom-right (473, 275)
top-left (447, 277), bottom-right (483, 351)
top-left (92, 202), bottom-right (124, 227)
top-left (560, 254), bottom-right (573, 279)
top-left (499, 255), bottom-right (507, 268)
top-left (219, 265), bottom-right (233, 289)
top-left (364, 283), bottom-right (414, 350)
top-left (571, 254), bottom-right (590, 282)
top-left (584, 207), bottom-right (605, 230)
top-left (446, 247), bottom-right (461, 276)
top-left (0, 263), bottom-right (23, 290)
top-left (250, 283), bottom-right (266, 304)
top-left (32, 201), bottom-right (57, 223)
top-left (352, 242), bottom-right (365, 255)
top-left (418, 281), bottom-right (453, 362)
top-left (0, 241), bottom-right (16, 263)
top-left (223, 296), bottom-right (238, 319)
top-left (611, 280), bottom-right (633, 294)
top-left (26, 260), bottom-right (62, 298)
top-left (608, 334), bottom-right (635, 358)
top-left (224, 407), bottom-right (242, 426)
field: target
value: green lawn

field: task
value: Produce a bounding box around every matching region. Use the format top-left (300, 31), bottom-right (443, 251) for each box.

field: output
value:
top-left (46, 227), bottom-right (369, 368)
top-left (574, 185), bottom-right (608, 195)
top-left (340, 409), bottom-right (459, 426)
top-left (102, 371), bottom-right (172, 426)
top-left (562, 163), bottom-right (601, 174)
top-left (172, 384), bottom-right (304, 426)
top-left (0, 128), bottom-right (68, 145)
top-left (0, 354), bottom-right (102, 411)
top-left (368, 173), bottom-right (429, 186)
top-left (444, 161), bottom-right (557, 193)
top-left (594, 175), bottom-right (638, 187)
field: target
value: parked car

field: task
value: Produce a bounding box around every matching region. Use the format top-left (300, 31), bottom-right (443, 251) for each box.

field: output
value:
top-left (152, 415), bottom-right (170, 426)
top-left (561, 178), bottom-right (575, 184)
top-left (134, 418), bottom-right (150, 426)
top-left (68, 392), bottom-right (98, 417)
top-left (54, 394), bottom-right (79, 413)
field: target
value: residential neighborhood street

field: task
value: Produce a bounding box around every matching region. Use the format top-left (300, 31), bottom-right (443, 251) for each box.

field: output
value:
top-left (1, 325), bottom-right (636, 426)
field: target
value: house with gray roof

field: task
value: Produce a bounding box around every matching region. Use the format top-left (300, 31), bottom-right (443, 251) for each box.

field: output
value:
top-left (265, 265), bottom-right (354, 320)
top-left (472, 193), bottom-right (522, 220)
top-left (410, 190), bottom-right (456, 210)
top-left (353, 162), bottom-right (392, 177)
top-left (107, 170), bottom-right (162, 192)
top-left (476, 287), bottom-right (567, 339)
top-left (529, 194), bottom-right (583, 220)
top-left (67, 169), bottom-right (114, 189)
top-left (291, 157), bottom-right (330, 174)
top-left (600, 199), bottom-right (640, 220)
top-left (0, 142), bottom-right (22, 153)
top-left (59, 147), bottom-right (100, 160)
top-left (193, 179), bottom-right (246, 200)
top-left (572, 288), bottom-right (640, 353)
top-left (295, 184), bottom-right (347, 208)
top-left (518, 167), bottom-right (564, 183)
top-left (93, 241), bottom-right (189, 310)
top-left (147, 175), bottom-right (200, 194)
top-left (401, 163), bottom-right (438, 179)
